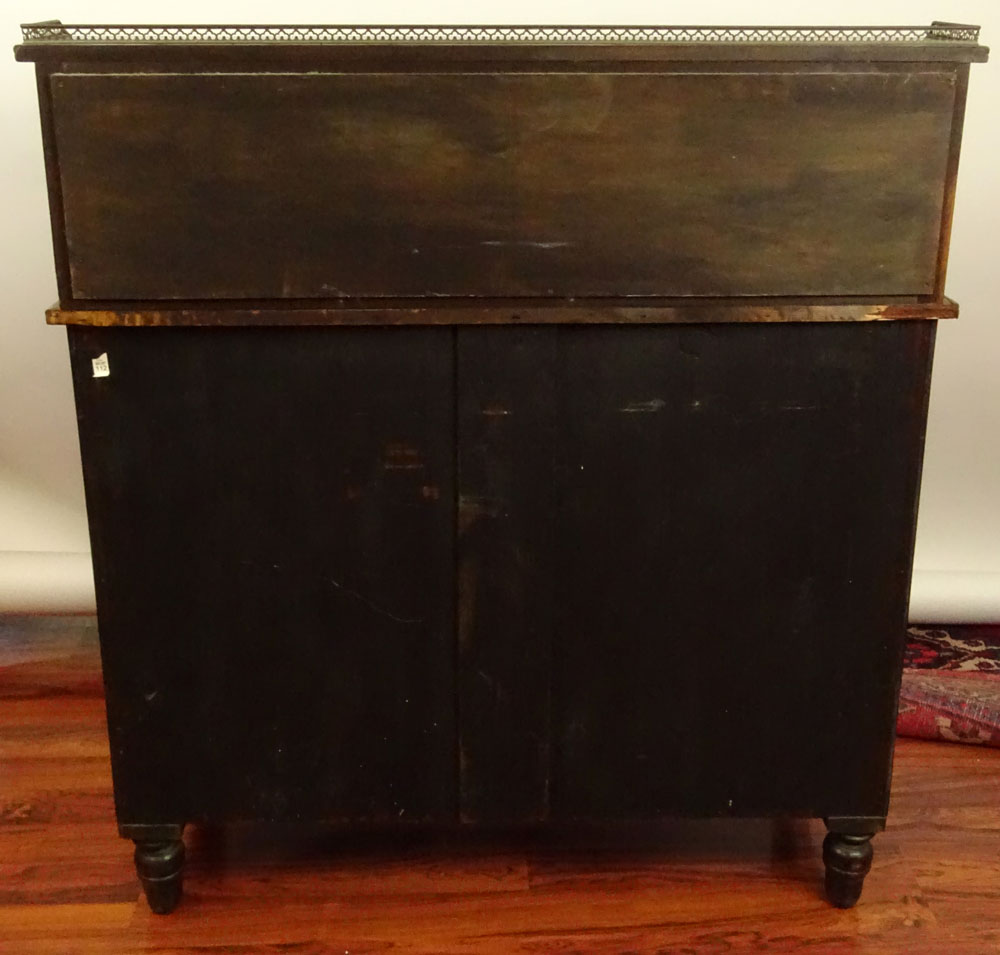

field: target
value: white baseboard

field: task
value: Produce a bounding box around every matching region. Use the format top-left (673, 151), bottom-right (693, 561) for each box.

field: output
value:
top-left (908, 569), bottom-right (1000, 624)
top-left (0, 551), bottom-right (96, 613)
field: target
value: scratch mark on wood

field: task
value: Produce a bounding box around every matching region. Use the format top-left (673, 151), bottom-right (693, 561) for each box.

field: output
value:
top-left (328, 576), bottom-right (424, 626)
top-left (620, 399), bottom-right (666, 413)
top-left (383, 442), bottom-right (424, 470)
top-left (480, 240), bottom-right (571, 249)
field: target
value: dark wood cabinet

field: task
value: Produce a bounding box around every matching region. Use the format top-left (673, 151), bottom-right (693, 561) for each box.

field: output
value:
top-left (67, 326), bottom-right (459, 826)
top-left (16, 21), bottom-right (987, 913)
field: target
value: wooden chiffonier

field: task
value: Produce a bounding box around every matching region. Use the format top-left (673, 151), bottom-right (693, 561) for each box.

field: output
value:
top-left (15, 21), bottom-right (988, 913)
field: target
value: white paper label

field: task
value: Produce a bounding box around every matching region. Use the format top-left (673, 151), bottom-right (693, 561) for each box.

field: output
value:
top-left (91, 353), bottom-right (110, 378)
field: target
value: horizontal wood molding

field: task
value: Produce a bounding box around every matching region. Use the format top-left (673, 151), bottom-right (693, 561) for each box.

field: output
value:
top-left (47, 299), bottom-right (959, 328)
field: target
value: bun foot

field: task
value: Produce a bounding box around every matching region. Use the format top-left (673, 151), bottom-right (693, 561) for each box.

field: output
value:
top-left (822, 831), bottom-right (874, 909)
top-left (133, 837), bottom-right (185, 914)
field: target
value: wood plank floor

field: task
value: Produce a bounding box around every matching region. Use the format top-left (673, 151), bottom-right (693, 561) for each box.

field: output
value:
top-left (1, 614), bottom-right (999, 954)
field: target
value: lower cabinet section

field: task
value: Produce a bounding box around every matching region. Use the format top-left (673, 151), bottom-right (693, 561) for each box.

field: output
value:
top-left (70, 326), bottom-right (459, 824)
top-left (68, 320), bottom-right (935, 910)
top-left (457, 323), bottom-right (933, 823)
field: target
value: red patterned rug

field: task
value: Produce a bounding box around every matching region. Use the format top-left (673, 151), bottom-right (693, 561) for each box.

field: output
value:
top-left (898, 625), bottom-right (1000, 747)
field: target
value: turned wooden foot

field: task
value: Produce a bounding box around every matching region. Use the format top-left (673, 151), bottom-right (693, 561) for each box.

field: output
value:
top-left (133, 836), bottom-right (185, 914)
top-left (822, 831), bottom-right (874, 909)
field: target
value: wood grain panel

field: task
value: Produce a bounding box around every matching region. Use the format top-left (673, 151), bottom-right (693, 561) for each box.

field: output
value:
top-left (51, 70), bottom-right (957, 301)
top-left (451, 322), bottom-right (936, 825)
top-left (544, 322), bottom-right (935, 819)
top-left (457, 327), bottom-right (557, 822)
top-left (66, 326), bottom-right (457, 826)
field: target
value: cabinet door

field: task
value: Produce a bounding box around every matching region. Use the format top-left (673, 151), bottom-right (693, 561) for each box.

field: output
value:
top-left (457, 322), bottom-right (934, 822)
top-left (70, 326), bottom-right (456, 825)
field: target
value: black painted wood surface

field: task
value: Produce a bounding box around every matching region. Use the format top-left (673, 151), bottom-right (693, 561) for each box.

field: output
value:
top-left (69, 320), bottom-right (934, 831)
top-left (69, 326), bottom-right (457, 825)
top-left (457, 328), bottom-right (558, 822)
top-left (50, 69), bottom-right (957, 301)
top-left (456, 322), bottom-right (935, 823)
top-left (546, 322), bottom-right (934, 820)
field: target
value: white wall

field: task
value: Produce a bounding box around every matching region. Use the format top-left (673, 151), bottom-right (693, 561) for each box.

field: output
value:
top-left (1, 0), bottom-right (998, 618)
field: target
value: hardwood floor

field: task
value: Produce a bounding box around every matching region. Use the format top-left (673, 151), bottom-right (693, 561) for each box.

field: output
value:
top-left (1, 615), bottom-right (999, 954)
